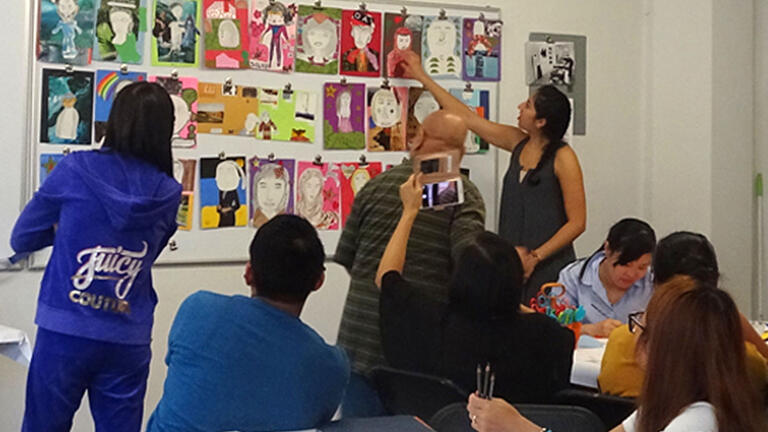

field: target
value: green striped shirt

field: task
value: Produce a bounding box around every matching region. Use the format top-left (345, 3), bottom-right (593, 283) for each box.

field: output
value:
top-left (334, 161), bottom-right (486, 374)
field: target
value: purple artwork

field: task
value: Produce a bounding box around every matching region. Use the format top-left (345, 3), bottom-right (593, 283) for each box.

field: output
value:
top-left (323, 82), bottom-right (366, 150)
top-left (462, 18), bottom-right (502, 81)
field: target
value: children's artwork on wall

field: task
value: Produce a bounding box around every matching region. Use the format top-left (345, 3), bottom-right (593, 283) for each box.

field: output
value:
top-left (367, 86), bottom-right (407, 152)
top-left (248, 157), bottom-right (295, 228)
top-left (94, 70), bottom-right (147, 143)
top-left (406, 87), bottom-right (440, 144)
top-left (94, 0), bottom-right (146, 64)
top-left (41, 68), bottom-right (94, 145)
top-left (450, 87), bottom-right (490, 154)
top-left (421, 16), bottom-right (461, 79)
top-left (151, 0), bottom-right (201, 67)
top-left (38, 0), bottom-right (96, 65)
top-left (383, 12), bottom-right (422, 78)
top-left (323, 82), bottom-right (365, 150)
top-left (295, 5), bottom-right (340, 75)
top-left (197, 82), bottom-right (259, 135)
top-left (203, 0), bottom-right (249, 68)
top-left (462, 18), bottom-right (501, 81)
top-left (149, 75), bottom-right (198, 148)
top-left (255, 88), bottom-right (316, 142)
top-left (340, 9), bottom-right (381, 77)
top-left (524, 41), bottom-right (575, 86)
top-left (40, 153), bottom-right (65, 186)
top-left (173, 158), bottom-right (197, 230)
top-left (200, 156), bottom-right (247, 229)
top-left (248, 0), bottom-right (297, 72)
top-left (296, 161), bottom-right (340, 230)
top-left (337, 162), bottom-right (382, 227)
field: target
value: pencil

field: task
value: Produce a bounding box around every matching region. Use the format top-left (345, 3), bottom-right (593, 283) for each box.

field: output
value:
top-left (483, 363), bottom-right (491, 398)
top-left (487, 373), bottom-right (495, 400)
top-left (476, 364), bottom-right (482, 396)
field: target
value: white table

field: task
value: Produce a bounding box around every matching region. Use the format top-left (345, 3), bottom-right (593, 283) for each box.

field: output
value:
top-left (0, 324), bottom-right (32, 366)
top-left (570, 336), bottom-right (607, 389)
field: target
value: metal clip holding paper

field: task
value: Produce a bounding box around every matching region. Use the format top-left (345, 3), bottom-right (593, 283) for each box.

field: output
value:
top-left (358, 154), bottom-right (368, 166)
top-left (219, 151), bottom-right (227, 160)
top-left (223, 77), bottom-right (234, 95)
top-left (267, 152), bottom-right (276, 162)
top-left (313, 155), bottom-right (323, 166)
top-left (438, 9), bottom-right (447, 20)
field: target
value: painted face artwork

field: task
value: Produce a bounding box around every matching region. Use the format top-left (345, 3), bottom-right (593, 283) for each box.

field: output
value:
top-left (249, 157), bottom-right (295, 227)
top-left (422, 16), bottom-right (461, 78)
top-left (296, 161), bottom-right (340, 230)
top-left (152, 0), bottom-right (201, 67)
top-left (174, 158), bottom-right (197, 230)
top-left (203, 0), bottom-right (249, 68)
top-left (248, 0), bottom-right (297, 72)
top-left (41, 68), bottom-right (94, 145)
top-left (200, 156), bottom-right (247, 229)
top-left (450, 87), bottom-right (491, 154)
top-left (94, 70), bottom-right (147, 143)
top-left (295, 5), bottom-right (341, 74)
top-left (149, 75), bottom-right (198, 148)
top-left (371, 88), bottom-right (400, 128)
top-left (340, 9), bottom-right (382, 77)
top-left (367, 86), bottom-right (408, 152)
top-left (405, 87), bottom-right (440, 144)
top-left (324, 82), bottom-right (366, 150)
top-left (383, 13), bottom-right (423, 78)
top-left (462, 17), bottom-right (502, 81)
top-left (39, 0), bottom-right (95, 65)
top-left (337, 162), bottom-right (382, 227)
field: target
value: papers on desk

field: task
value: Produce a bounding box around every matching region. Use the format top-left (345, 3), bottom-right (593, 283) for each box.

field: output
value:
top-left (570, 336), bottom-right (607, 389)
top-left (0, 324), bottom-right (32, 366)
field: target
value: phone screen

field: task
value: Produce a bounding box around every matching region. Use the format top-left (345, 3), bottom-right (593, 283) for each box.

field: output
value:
top-left (422, 179), bottom-right (462, 208)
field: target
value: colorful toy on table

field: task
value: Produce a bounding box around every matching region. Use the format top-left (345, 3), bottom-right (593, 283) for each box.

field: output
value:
top-left (530, 282), bottom-right (586, 342)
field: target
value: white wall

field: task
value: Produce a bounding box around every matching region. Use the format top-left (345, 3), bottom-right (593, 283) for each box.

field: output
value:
top-left (755, 0), bottom-right (768, 319)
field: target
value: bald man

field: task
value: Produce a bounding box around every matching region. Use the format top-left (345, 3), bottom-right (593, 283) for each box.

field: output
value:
top-left (334, 110), bottom-right (485, 416)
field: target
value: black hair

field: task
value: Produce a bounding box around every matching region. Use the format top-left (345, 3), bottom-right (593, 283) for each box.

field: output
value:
top-left (449, 231), bottom-right (524, 319)
top-left (527, 85), bottom-right (571, 186)
top-left (653, 231), bottom-right (719, 285)
top-left (578, 218), bottom-right (656, 281)
top-left (263, 2), bottom-right (293, 25)
top-left (102, 81), bottom-right (174, 177)
top-left (249, 214), bottom-right (325, 303)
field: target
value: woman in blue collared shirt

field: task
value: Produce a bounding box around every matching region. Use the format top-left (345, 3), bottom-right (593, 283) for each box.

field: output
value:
top-left (557, 218), bottom-right (656, 337)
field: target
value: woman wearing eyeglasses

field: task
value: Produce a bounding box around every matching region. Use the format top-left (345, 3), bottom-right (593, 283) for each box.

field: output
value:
top-left (467, 275), bottom-right (767, 432)
top-left (598, 231), bottom-right (768, 398)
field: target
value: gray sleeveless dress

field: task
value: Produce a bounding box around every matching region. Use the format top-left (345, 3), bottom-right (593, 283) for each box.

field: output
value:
top-left (499, 138), bottom-right (576, 302)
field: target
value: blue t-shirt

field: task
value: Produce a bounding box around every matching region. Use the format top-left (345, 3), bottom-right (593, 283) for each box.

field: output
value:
top-left (557, 251), bottom-right (654, 325)
top-left (147, 291), bottom-right (350, 432)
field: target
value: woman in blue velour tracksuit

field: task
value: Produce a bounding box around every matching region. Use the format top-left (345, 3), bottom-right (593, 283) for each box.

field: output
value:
top-left (11, 82), bottom-right (181, 432)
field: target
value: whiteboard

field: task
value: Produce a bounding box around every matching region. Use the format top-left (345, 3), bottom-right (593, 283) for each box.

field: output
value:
top-left (24, 0), bottom-right (501, 267)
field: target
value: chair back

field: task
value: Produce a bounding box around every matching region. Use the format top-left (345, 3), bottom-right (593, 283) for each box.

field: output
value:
top-left (429, 402), bottom-right (606, 432)
top-left (370, 366), bottom-right (469, 422)
top-left (554, 388), bottom-right (635, 429)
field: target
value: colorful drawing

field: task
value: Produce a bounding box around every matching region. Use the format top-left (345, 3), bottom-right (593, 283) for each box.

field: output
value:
top-left (295, 5), bottom-right (340, 75)
top-left (248, 0), bottom-right (297, 72)
top-left (422, 16), bottom-right (461, 79)
top-left (173, 158), bottom-right (197, 230)
top-left (40, 153), bottom-right (65, 186)
top-left (38, 0), bottom-right (96, 65)
top-left (151, 0), bottom-right (201, 67)
top-left (383, 12), bottom-right (422, 78)
top-left (323, 82), bottom-right (365, 150)
top-left (462, 18), bottom-right (501, 81)
top-left (367, 86), bottom-right (408, 152)
top-left (296, 161), bottom-right (339, 230)
top-left (203, 0), bottom-right (249, 68)
top-left (197, 82), bottom-right (260, 135)
top-left (337, 162), bottom-right (382, 227)
top-left (94, 70), bottom-right (147, 143)
top-left (340, 9), bottom-right (381, 77)
top-left (406, 87), bottom-right (440, 144)
top-left (256, 88), bottom-right (316, 142)
top-left (41, 68), bottom-right (94, 145)
top-left (149, 75), bottom-right (198, 148)
top-left (94, 0), bottom-right (145, 64)
top-left (200, 156), bottom-right (247, 229)
top-left (450, 87), bottom-right (490, 153)
top-left (248, 157), bottom-right (295, 228)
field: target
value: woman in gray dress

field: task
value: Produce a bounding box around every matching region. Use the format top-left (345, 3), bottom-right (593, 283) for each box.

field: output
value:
top-left (403, 52), bottom-right (586, 302)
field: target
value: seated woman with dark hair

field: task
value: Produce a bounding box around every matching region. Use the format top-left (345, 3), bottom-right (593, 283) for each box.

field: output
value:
top-left (598, 231), bottom-right (768, 397)
top-left (376, 174), bottom-right (574, 403)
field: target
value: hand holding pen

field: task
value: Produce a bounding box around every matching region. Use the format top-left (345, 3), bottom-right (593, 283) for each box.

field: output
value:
top-left (476, 362), bottom-right (495, 400)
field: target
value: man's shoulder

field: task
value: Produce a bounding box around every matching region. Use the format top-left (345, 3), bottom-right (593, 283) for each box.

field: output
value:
top-left (178, 290), bottom-right (236, 316)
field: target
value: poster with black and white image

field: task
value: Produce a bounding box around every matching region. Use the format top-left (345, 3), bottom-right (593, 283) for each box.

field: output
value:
top-left (524, 41), bottom-right (575, 86)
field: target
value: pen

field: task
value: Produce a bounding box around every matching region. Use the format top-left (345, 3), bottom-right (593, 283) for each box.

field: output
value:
top-left (476, 364), bottom-right (482, 396)
top-left (483, 363), bottom-right (491, 398)
top-left (487, 373), bottom-right (495, 400)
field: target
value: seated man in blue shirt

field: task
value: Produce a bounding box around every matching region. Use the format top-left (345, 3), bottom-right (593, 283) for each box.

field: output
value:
top-left (147, 215), bottom-right (350, 432)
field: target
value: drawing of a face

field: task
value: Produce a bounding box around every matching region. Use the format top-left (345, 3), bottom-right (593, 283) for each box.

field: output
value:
top-left (170, 94), bottom-right (190, 134)
top-left (303, 174), bottom-right (322, 200)
top-left (305, 18), bottom-right (336, 58)
top-left (337, 91), bottom-right (351, 116)
top-left (56, 0), bottom-right (79, 22)
top-left (109, 8), bottom-right (133, 45)
top-left (254, 165), bottom-right (289, 218)
top-left (266, 11), bottom-right (284, 26)
top-left (371, 89), bottom-right (400, 128)
top-left (244, 113), bottom-right (258, 132)
top-left (260, 111), bottom-right (271, 123)
top-left (426, 19), bottom-right (456, 56)
top-left (217, 19), bottom-right (240, 48)
top-left (472, 20), bottom-right (485, 37)
top-left (396, 33), bottom-right (411, 50)
top-left (350, 168), bottom-right (370, 195)
top-left (61, 94), bottom-right (77, 108)
top-left (170, 4), bottom-right (184, 21)
top-left (351, 24), bottom-right (373, 49)
top-left (215, 160), bottom-right (243, 191)
top-left (413, 92), bottom-right (439, 124)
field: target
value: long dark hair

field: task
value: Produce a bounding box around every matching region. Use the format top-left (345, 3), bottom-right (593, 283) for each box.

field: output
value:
top-left (578, 218), bottom-right (656, 281)
top-left (637, 277), bottom-right (766, 432)
top-left (653, 231), bottom-right (719, 285)
top-left (527, 85), bottom-right (570, 185)
top-left (449, 231), bottom-right (524, 319)
top-left (103, 81), bottom-right (174, 176)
